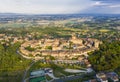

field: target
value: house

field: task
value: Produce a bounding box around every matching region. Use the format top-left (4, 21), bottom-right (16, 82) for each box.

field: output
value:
top-left (30, 69), bottom-right (46, 82)
top-left (30, 69), bottom-right (45, 76)
top-left (107, 72), bottom-right (119, 82)
top-left (89, 79), bottom-right (97, 82)
top-left (96, 72), bottom-right (108, 82)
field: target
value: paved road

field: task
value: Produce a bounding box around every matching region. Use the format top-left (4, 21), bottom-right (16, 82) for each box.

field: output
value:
top-left (53, 75), bottom-right (84, 82)
top-left (16, 49), bottom-right (34, 59)
top-left (16, 49), bottom-right (35, 82)
top-left (46, 73), bottom-right (58, 79)
top-left (22, 61), bottom-right (35, 82)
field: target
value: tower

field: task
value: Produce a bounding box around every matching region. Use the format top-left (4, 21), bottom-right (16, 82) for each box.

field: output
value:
top-left (72, 34), bottom-right (77, 40)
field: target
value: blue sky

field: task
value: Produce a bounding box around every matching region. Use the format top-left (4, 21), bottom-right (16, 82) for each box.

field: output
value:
top-left (0, 0), bottom-right (120, 14)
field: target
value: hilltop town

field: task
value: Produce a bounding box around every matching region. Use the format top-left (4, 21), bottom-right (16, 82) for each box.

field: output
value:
top-left (20, 34), bottom-right (101, 60)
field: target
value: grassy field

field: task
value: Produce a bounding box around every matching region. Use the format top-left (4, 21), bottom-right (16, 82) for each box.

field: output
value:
top-left (0, 22), bottom-right (33, 28)
top-left (99, 29), bottom-right (110, 32)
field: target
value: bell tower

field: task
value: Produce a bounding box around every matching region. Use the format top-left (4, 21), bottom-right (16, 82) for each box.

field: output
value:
top-left (72, 34), bottom-right (77, 39)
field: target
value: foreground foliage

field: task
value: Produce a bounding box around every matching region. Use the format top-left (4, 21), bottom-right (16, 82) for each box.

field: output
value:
top-left (89, 41), bottom-right (120, 71)
top-left (0, 42), bottom-right (31, 82)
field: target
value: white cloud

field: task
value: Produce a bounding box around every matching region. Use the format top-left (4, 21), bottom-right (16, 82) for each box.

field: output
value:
top-left (0, 0), bottom-right (94, 14)
top-left (92, 1), bottom-right (109, 6)
top-left (93, 1), bottom-right (101, 6)
top-left (108, 5), bottom-right (120, 8)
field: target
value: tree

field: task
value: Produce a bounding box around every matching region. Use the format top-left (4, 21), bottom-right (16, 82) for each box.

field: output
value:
top-left (45, 46), bottom-right (52, 50)
top-left (89, 41), bottom-right (120, 71)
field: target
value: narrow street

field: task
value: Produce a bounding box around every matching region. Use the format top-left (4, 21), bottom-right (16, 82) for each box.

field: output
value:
top-left (16, 49), bottom-right (36, 82)
top-left (53, 75), bottom-right (84, 82)
top-left (23, 61), bottom-right (35, 82)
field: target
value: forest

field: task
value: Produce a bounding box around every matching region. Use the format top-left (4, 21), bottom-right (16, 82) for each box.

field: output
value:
top-left (0, 42), bottom-right (32, 82)
top-left (89, 41), bottom-right (120, 72)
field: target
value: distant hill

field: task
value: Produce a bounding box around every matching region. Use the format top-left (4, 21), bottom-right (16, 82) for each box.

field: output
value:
top-left (0, 13), bottom-right (22, 16)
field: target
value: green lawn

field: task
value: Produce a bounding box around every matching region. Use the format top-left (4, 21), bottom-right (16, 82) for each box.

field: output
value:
top-left (30, 76), bottom-right (46, 82)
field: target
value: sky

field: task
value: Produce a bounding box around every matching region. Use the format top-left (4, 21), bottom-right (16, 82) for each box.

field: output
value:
top-left (0, 0), bottom-right (120, 14)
